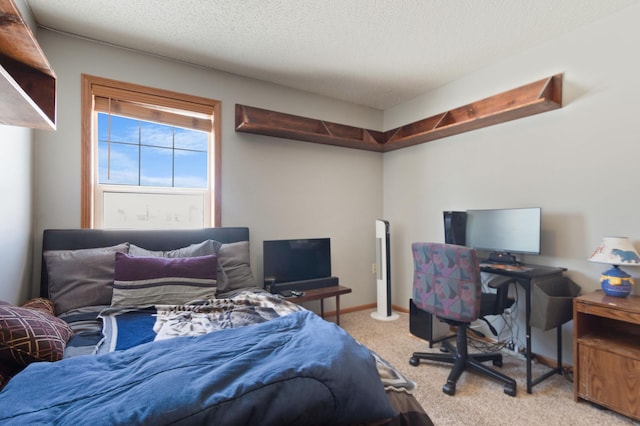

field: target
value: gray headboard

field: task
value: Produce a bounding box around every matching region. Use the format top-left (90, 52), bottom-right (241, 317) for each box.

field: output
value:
top-left (40, 227), bottom-right (250, 298)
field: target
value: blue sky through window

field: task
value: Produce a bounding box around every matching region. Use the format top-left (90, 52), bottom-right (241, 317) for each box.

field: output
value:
top-left (98, 113), bottom-right (208, 188)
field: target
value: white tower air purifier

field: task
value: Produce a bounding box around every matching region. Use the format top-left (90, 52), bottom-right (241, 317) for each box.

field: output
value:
top-left (371, 219), bottom-right (399, 321)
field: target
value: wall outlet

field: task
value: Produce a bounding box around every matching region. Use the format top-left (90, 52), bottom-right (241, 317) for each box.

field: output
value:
top-left (371, 263), bottom-right (377, 275)
top-left (502, 340), bottom-right (525, 360)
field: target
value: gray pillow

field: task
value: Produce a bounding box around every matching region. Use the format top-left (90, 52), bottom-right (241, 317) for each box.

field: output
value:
top-left (216, 241), bottom-right (257, 292)
top-left (128, 240), bottom-right (222, 258)
top-left (43, 243), bottom-right (130, 315)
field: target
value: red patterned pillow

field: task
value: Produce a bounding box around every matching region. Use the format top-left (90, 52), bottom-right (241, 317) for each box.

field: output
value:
top-left (21, 297), bottom-right (56, 315)
top-left (0, 303), bottom-right (73, 367)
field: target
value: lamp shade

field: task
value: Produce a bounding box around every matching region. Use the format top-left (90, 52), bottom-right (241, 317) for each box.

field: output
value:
top-left (588, 237), bottom-right (640, 265)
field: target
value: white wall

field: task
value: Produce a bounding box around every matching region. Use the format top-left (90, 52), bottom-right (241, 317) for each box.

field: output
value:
top-left (0, 0), bottom-right (38, 305)
top-left (32, 29), bottom-right (384, 312)
top-left (383, 3), bottom-right (640, 360)
top-left (0, 124), bottom-right (34, 304)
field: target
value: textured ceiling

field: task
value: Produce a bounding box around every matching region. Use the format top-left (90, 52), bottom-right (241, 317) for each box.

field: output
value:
top-left (25, 0), bottom-right (639, 109)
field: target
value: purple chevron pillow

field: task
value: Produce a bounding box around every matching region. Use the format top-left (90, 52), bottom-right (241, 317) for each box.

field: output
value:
top-left (111, 252), bottom-right (218, 307)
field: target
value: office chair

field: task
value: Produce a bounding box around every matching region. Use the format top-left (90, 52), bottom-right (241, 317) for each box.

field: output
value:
top-left (409, 242), bottom-right (517, 396)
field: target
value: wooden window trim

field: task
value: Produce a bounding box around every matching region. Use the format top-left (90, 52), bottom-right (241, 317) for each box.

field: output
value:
top-left (81, 74), bottom-right (221, 228)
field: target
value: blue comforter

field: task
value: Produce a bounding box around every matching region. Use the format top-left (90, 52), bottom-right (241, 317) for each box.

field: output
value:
top-left (0, 311), bottom-right (395, 425)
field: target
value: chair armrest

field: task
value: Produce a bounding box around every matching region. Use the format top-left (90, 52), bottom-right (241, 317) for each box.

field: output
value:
top-left (481, 272), bottom-right (515, 289)
top-left (480, 272), bottom-right (516, 317)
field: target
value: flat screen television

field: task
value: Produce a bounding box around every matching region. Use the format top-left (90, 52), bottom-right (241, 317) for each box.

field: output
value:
top-left (263, 238), bottom-right (332, 286)
top-left (465, 207), bottom-right (541, 257)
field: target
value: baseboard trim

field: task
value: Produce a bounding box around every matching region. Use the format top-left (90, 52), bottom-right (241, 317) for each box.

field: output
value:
top-left (322, 303), bottom-right (409, 319)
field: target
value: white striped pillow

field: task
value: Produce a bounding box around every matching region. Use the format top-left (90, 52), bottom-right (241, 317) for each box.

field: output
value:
top-left (111, 252), bottom-right (218, 307)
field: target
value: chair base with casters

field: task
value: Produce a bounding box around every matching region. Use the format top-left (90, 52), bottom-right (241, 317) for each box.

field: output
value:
top-left (409, 321), bottom-right (517, 397)
top-left (410, 242), bottom-right (518, 397)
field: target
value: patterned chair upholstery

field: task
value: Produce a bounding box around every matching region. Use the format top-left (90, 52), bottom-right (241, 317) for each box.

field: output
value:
top-left (409, 242), bottom-right (517, 397)
top-left (412, 243), bottom-right (482, 323)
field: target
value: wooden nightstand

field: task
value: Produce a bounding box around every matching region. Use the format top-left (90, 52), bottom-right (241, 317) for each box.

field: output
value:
top-left (287, 285), bottom-right (352, 325)
top-left (573, 290), bottom-right (640, 421)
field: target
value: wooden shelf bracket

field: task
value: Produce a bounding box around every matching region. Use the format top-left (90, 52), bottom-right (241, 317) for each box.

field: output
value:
top-left (235, 74), bottom-right (563, 152)
top-left (0, 0), bottom-right (57, 130)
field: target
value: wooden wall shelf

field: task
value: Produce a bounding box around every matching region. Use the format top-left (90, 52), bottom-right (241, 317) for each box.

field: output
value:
top-left (235, 105), bottom-right (386, 152)
top-left (235, 74), bottom-right (562, 152)
top-left (0, 0), bottom-right (56, 130)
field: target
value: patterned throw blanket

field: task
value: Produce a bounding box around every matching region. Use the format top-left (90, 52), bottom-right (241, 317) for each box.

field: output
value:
top-left (98, 291), bottom-right (304, 353)
top-left (98, 291), bottom-right (416, 393)
top-left (154, 291), bottom-right (306, 340)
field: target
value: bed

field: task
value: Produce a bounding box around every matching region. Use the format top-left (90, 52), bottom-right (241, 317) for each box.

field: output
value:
top-left (0, 227), bottom-right (432, 425)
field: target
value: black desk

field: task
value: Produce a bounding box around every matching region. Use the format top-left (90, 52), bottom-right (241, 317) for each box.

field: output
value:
top-left (480, 262), bottom-right (566, 394)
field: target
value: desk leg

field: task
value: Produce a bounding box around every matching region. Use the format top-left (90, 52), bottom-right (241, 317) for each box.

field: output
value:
top-left (320, 299), bottom-right (325, 319)
top-left (525, 279), bottom-right (533, 394)
top-left (489, 271), bottom-right (565, 394)
top-left (336, 295), bottom-right (341, 325)
top-left (557, 326), bottom-right (562, 371)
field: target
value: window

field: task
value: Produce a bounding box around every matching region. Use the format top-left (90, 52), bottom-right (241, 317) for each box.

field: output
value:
top-left (81, 75), bottom-right (221, 229)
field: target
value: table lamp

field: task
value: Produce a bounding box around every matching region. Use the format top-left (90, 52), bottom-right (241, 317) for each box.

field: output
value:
top-left (588, 236), bottom-right (640, 297)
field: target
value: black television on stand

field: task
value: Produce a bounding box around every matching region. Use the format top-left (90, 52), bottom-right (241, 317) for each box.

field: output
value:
top-left (263, 238), bottom-right (338, 296)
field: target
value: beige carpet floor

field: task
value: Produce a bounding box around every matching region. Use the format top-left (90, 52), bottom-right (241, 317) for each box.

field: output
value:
top-left (339, 309), bottom-right (639, 426)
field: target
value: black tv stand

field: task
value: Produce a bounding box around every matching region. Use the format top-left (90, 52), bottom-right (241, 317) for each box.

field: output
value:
top-left (268, 276), bottom-right (339, 293)
top-left (487, 251), bottom-right (518, 265)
